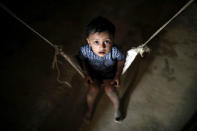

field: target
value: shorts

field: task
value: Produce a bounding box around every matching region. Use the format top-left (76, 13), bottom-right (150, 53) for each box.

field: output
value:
top-left (89, 69), bottom-right (115, 82)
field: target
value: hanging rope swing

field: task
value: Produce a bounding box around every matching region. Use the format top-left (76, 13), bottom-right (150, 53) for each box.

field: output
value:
top-left (0, 0), bottom-right (194, 87)
top-left (122, 0), bottom-right (194, 74)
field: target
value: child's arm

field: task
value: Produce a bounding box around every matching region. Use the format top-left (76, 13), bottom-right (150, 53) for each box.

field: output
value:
top-left (111, 60), bottom-right (125, 87)
top-left (115, 60), bottom-right (125, 78)
top-left (79, 46), bottom-right (94, 85)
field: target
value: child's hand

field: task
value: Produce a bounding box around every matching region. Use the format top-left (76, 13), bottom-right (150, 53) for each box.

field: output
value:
top-left (110, 76), bottom-right (120, 88)
top-left (84, 75), bottom-right (94, 86)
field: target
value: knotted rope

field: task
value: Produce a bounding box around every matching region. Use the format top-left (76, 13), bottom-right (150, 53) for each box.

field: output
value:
top-left (0, 3), bottom-right (85, 87)
top-left (122, 0), bottom-right (194, 74)
top-left (0, 0), bottom-right (194, 83)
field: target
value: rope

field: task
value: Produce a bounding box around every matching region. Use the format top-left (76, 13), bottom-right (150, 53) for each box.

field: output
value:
top-left (0, 3), bottom-right (56, 48)
top-left (52, 47), bottom-right (72, 87)
top-left (0, 3), bottom-right (85, 87)
top-left (122, 0), bottom-right (194, 74)
top-left (141, 0), bottom-right (194, 47)
top-left (0, 0), bottom-right (194, 83)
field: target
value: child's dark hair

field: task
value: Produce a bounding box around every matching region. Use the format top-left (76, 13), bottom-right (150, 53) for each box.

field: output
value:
top-left (86, 16), bottom-right (115, 37)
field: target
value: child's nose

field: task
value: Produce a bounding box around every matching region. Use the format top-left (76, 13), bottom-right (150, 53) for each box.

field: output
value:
top-left (101, 43), bottom-right (106, 48)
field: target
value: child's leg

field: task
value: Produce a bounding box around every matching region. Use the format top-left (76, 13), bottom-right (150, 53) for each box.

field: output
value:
top-left (86, 81), bottom-right (100, 119)
top-left (103, 80), bottom-right (121, 119)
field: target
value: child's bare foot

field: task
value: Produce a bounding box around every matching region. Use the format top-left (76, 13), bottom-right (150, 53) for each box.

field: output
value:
top-left (83, 111), bottom-right (92, 124)
top-left (114, 110), bottom-right (123, 123)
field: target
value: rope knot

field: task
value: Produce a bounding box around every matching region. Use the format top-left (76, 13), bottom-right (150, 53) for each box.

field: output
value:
top-left (133, 44), bottom-right (151, 57)
top-left (52, 45), bottom-right (72, 88)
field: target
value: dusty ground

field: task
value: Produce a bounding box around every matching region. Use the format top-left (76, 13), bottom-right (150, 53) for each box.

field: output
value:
top-left (0, 0), bottom-right (197, 131)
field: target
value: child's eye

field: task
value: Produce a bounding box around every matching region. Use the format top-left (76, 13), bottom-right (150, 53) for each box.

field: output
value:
top-left (104, 40), bottom-right (110, 44)
top-left (94, 41), bottom-right (99, 44)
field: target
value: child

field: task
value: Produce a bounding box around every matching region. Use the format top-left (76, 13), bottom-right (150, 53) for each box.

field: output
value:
top-left (79, 16), bottom-right (125, 123)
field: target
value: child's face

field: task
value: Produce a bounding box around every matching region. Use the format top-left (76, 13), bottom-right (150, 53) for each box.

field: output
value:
top-left (87, 32), bottom-right (113, 57)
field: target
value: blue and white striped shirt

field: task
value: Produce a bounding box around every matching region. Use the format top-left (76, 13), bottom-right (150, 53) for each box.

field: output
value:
top-left (80, 44), bottom-right (125, 79)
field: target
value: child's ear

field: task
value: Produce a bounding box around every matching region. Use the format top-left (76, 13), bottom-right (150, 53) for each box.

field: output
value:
top-left (86, 38), bottom-right (90, 44)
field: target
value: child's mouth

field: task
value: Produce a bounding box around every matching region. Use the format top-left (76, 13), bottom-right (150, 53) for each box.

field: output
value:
top-left (99, 51), bottom-right (105, 55)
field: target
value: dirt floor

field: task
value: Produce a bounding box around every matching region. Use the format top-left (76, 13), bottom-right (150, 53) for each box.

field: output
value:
top-left (0, 0), bottom-right (197, 131)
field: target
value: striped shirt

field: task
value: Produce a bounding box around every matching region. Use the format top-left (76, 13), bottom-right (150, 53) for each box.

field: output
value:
top-left (80, 44), bottom-right (125, 79)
